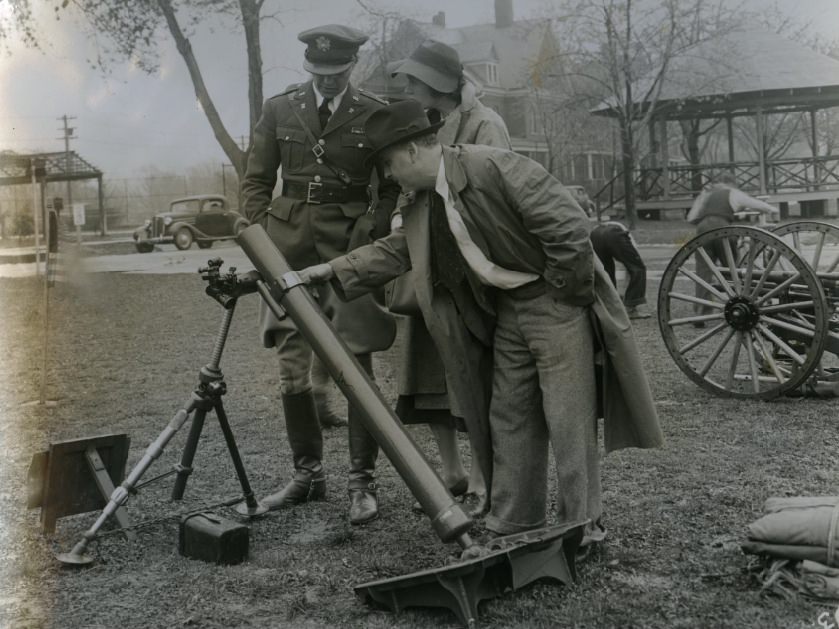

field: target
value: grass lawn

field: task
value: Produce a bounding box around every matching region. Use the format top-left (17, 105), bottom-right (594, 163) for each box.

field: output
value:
top-left (0, 247), bottom-right (837, 628)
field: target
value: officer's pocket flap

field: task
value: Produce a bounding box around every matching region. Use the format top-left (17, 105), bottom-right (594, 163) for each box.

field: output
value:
top-left (276, 126), bottom-right (305, 144)
top-left (341, 133), bottom-right (372, 149)
top-left (267, 196), bottom-right (297, 222)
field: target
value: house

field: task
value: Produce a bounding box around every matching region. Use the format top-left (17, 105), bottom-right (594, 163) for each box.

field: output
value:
top-left (354, 0), bottom-right (614, 192)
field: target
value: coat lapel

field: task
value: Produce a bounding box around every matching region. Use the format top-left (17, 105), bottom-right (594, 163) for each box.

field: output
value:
top-left (322, 85), bottom-right (368, 137)
top-left (291, 81), bottom-right (322, 138)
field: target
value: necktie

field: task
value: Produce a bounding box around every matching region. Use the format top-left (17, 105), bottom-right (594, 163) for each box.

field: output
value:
top-left (426, 108), bottom-right (442, 125)
top-left (318, 97), bottom-right (332, 131)
top-left (429, 192), bottom-right (466, 294)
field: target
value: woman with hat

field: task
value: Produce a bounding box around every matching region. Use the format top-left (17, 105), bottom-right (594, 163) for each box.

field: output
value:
top-left (388, 39), bottom-right (511, 516)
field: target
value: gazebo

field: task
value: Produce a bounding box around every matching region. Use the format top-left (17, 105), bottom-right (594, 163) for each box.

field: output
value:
top-left (592, 27), bottom-right (839, 218)
top-left (0, 150), bottom-right (106, 236)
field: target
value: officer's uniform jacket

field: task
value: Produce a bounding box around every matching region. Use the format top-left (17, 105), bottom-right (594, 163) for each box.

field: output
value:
top-left (242, 80), bottom-right (398, 351)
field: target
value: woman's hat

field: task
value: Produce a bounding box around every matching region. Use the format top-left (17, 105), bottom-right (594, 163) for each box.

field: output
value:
top-left (390, 40), bottom-right (463, 93)
top-left (363, 100), bottom-right (444, 167)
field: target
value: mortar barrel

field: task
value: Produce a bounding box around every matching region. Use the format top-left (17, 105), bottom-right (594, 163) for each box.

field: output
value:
top-left (238, 225), bottom-right (472, 544)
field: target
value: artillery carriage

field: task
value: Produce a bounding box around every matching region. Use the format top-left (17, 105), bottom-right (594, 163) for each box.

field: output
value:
top-left (657, 220), bottom-right (839, 399)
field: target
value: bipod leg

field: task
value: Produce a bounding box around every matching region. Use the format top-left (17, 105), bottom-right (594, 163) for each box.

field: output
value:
top-left (171, 303), bottom-right (236, 501)
top-left (56, 401), bottom-right (197, 566)
top-left (213, 399), bottom-right (268, 517)
top-left (170, 398), bottom-right (209, 500)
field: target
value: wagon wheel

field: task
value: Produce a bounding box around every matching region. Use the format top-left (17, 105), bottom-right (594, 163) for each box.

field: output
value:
top-left (657, 225), bottom-right (829, 399)
top-left (771, 220), bottom-right (839, 384)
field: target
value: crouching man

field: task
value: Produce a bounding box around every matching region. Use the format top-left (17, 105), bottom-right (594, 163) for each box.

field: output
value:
top-left (297, 100), bottom-right (664, 543)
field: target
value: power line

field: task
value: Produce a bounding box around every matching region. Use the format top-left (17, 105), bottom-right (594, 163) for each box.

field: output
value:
top-left (57, 114), bottom-right (77, 208)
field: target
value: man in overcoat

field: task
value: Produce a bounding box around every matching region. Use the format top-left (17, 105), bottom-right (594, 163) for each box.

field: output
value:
top-left (298, 101), bottom-right (664, 540)
top-left (240, 25), bottom-right (399, 524)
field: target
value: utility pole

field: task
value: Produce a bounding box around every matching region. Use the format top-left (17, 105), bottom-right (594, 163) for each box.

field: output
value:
top-left (58, 115), bottom-right (77, 241)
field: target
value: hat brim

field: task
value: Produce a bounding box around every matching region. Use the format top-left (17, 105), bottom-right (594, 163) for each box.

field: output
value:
top-left (303, 59), bottom-right (354, 75)
top-left (390, 58), bottom-right (459, 93)
top-left (364, 119), bottom-right (445, 169)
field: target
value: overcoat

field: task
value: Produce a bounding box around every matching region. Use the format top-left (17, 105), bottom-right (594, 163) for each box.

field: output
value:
top-left (241, 80), bottom-right (398, 352)
top-left (396, 80), bottom-right (511, 410)
top-left (330, 145), bottom-right (663, 474)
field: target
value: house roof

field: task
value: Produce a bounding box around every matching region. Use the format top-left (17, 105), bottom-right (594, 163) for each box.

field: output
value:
top-left (0, 151), bottom-right (102, 186)
top-left (411, 19), bottom-right (553, 90)
top-left (356, 17), bottom-right (554, 95)
top-left (592, 27), bottom-right (839, 119)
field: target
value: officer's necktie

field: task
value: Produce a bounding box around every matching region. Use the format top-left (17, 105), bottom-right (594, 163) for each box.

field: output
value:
top-left (318, 97), bottom-right (333, 131)
top-left (429, 192), bottom-right (466, 294)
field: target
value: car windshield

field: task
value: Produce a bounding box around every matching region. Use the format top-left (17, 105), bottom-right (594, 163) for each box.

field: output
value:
top-left (169, 200), bottom-right (200, 214)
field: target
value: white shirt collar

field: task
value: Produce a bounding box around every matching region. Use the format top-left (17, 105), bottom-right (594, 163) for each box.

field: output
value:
top-left (312, 83), bottom-right (348, 113)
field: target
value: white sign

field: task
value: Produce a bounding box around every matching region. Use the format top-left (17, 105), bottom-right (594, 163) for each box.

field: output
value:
top-left (72, 203), bottom-right (86, 227)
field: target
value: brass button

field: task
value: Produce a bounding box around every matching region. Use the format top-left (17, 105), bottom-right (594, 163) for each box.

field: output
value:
top-left (318, 139), bottom-right (326, 146)
top-left (316, 158), bottom-right (323, 165)
top-left (314, 175), bottom-right (322, 183)
top-left (357, 143), bottom-right (364, 148)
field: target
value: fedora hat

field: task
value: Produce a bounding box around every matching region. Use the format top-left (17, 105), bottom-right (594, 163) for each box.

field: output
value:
top-left (390, 40), bottom-right (463, 93)
top-left (363, 100), bottom-right (443, 167)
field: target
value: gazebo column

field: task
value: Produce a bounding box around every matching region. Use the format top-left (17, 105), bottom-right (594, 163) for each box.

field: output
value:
top-left (726, 115), bottom-right (735, 166)
top-left (810, 108), bottom-right (820, 191)
top-left (756, 106), bottom-right (767, 194)
top-left (98, 174), bottom-right (106, 236)
top-left (659, 117), bottom-right (670, 199)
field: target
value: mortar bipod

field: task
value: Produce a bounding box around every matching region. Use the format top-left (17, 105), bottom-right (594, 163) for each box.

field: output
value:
top-left (56, 259), bottom-right (267, 566)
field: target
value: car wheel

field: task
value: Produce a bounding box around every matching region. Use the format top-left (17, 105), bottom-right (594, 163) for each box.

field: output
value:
top-left (174, 228), bottom-right (194, 250)
top-left (135, 242), bottom-right (154, 253)
top-left (197, 241), bottom-right (213, 249)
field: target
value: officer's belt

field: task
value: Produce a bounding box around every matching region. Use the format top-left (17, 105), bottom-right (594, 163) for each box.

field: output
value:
top-left (282, 180), bottom-right (368, 205)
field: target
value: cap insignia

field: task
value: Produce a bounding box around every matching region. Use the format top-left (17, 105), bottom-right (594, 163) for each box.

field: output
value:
top-left (316, 36), bottom-right (331, 52)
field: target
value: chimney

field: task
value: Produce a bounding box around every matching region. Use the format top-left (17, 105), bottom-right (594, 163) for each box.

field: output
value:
top-left (495, 0), bottom-right (513, 28)
top-left (432, 11), bottom-right (446, 27)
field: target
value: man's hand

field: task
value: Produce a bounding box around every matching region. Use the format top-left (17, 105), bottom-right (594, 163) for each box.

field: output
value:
top-left (297, 263), bottom-right (334, 284)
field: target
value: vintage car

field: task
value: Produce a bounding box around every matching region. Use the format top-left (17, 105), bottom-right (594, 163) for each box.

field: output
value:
top-left (133, 194), bottom-right (249, 253)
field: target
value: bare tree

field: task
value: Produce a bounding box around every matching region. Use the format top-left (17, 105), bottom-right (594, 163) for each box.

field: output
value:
top-left (548, 0), bottom-right (735, 229)
top-left (3, 0), bottom-right (269, 178)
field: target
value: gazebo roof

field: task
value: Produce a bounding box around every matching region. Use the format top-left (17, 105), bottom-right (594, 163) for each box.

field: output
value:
top-left (0, 151), bottom-right (102, 186)
top-left (593, 27), bottom-right (839, 119)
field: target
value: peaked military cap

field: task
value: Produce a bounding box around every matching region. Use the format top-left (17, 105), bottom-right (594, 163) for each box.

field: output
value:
top-left (298, 24), bottom-right (368, 75)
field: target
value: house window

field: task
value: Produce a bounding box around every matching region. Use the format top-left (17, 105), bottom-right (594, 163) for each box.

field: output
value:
top-left (486, 63), bottom-right (498, 85)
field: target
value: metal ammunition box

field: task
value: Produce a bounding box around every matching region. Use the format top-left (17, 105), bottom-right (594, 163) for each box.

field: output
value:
top-left (178, 512), bottom-right (249, 565)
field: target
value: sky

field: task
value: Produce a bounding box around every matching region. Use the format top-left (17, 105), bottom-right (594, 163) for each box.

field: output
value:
top-left (1, 0), bottom-right (838, 180)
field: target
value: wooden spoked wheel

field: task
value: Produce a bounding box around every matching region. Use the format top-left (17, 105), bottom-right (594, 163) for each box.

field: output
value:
top-left (658, 226), bottom-right (829, 399)
top-left (771, 220), bottom-right (839, 384)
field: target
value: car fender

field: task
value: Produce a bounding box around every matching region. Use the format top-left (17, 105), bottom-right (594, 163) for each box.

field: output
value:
top-left (168, 220), bottom-right (203, 238)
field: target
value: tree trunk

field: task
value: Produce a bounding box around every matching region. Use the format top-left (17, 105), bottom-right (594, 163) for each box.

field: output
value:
top-left (239, 0), bottom-right (263, 177)
top-left (680, 119), bottom-right (703, 192)
top-left (621, 123), bottom-right (637, 230)
top-left (157, 0), bottom-right (245, 174)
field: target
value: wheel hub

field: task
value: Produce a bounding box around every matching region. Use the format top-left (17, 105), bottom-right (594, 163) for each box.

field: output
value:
top-left (724, 296), bottom-right (760, 331)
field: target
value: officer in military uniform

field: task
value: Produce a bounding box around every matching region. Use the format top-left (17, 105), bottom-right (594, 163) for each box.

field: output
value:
top-left (241, 25), bottom-right (399, 524)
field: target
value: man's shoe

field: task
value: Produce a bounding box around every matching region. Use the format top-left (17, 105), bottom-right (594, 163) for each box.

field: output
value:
top-left (460, 492), bottom-right (488, 518)
top-left (348, 485), bottom-right (378, 525)
top-left (262, 472), bottom-right (326, 511)
top-left (626, 305), bottom-right (652, 319)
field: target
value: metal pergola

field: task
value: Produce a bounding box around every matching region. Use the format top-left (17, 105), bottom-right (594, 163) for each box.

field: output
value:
top-left (0, 150), bottom-right (106, 235)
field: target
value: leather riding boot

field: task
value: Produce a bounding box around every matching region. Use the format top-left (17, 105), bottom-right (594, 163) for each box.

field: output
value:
top-left (347, 354), bottom-right (379, 525)
top-left (312, 357), bottom-right (347, 428)
top-left (262, 390), bottom-right (326, 511)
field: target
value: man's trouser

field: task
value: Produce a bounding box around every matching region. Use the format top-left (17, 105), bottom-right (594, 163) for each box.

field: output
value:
top-left (485, 287), bottom-right (601, 536)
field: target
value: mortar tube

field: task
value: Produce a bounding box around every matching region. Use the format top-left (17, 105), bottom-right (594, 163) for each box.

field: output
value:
top-left (238, 225), bottom-right (473, 546)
